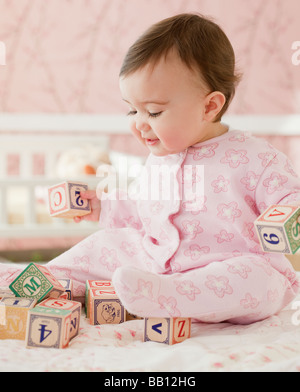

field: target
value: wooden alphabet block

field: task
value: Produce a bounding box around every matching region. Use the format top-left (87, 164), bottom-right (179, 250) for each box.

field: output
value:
top-left (85, 280), bottom-right (114, 318)
top-left (58, 279), bottom-right (73, 300)
top-left (9, 263), bottom-right (65, 303)
top-left (89, 287), bottom-right (126, 325)
top-left (26, 306), bottom-right (72, 349)
top-left (48, 181), bottom-right (91, 218)
top-left (254, 204), bottom-right (300, 254)
top-left (0, 297), bottom-right (37, 340)
top-left (37, 298), bottom-right (81, 340)
top-left (144, 317), bottom-right (191, 345)
top-left (58, 292), bottom-right (69, 300)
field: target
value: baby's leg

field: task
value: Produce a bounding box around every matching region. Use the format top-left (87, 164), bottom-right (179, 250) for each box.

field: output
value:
top-left (112, 255), bottom-right (299, 324)
top-left (0, 228), bottom-right (150, 301)
top-left (46, 227), bottom-right (151, 299)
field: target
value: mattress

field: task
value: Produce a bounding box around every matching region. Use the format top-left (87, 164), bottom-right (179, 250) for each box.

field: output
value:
top-left (1, 281), bottom-right (300, 372)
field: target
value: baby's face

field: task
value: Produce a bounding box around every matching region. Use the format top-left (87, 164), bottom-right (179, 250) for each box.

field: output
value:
top-left (119, 51), bottom-right (212, 156)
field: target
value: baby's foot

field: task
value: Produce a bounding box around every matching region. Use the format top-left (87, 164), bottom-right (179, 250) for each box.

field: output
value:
top-left (112, 266), bottom-right (182, 318)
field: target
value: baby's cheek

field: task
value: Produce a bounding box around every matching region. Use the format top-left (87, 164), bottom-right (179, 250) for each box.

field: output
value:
top-left (159, 135), bottom-right (181, 151)
top-left (130, 124), bottom-right (142, 141)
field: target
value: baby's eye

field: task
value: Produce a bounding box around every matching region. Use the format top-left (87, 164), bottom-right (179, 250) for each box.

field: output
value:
top-left (127, 110), bottom-right (137, 116)
top-left (148, 111), bottom-right (162, 118)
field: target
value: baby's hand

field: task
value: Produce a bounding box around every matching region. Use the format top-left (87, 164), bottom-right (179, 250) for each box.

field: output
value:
top-left (74, 190), bottom-right (101, 223)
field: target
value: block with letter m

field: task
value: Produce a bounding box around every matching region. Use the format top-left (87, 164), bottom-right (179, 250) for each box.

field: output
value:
top-left (9, 263), bottom-right (65, 303)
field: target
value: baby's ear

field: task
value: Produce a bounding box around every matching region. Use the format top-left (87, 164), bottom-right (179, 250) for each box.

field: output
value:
top-left (204, 91), bottom-right (226, 122)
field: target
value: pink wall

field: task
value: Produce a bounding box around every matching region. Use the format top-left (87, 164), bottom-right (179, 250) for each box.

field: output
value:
top-left (0, 0), bottom-right (299, 115)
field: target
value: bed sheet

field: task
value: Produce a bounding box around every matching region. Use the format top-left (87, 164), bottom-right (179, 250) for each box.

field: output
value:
top-left (1, 292), bottom-right (300, 373)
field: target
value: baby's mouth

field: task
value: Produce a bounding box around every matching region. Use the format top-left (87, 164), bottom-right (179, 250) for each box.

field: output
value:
top-left (145, 138), bottom-right (159, 146)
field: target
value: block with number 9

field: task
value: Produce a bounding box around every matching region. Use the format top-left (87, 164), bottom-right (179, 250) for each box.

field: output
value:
top-left (254, 204), bottom-right (300, 254)
top-left (48, 181), bottom-right (91, 218)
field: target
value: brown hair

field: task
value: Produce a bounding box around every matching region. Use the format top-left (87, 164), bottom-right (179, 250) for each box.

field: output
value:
top-left (120, 13), bottom-right (242, 121)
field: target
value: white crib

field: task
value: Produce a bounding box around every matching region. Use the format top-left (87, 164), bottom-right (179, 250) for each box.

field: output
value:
top-left (0, 114), bottom-right (131, 241)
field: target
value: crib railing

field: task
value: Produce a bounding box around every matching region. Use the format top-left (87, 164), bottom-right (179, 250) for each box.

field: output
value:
top-left (0, 131), bottom-right (109, 238)
top-left (0, 177), bottom-right (101, 238)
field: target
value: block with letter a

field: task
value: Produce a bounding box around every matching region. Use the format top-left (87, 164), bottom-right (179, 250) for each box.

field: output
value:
top-left (144, 317), bottom-right (191, 345)
top-left (254, 204), bottom-right (300, 254)
top-left (48, 181), bottom-right (91, 218)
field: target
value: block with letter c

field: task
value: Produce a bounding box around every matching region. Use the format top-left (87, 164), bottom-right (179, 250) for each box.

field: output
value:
top-left (48, 181), bottom-right (91, 218)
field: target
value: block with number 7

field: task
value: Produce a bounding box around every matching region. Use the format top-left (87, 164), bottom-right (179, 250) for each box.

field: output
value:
top-left (48, 181), bottom-right (91, 218)
top-left (254, 204), bottom-right (300, 254)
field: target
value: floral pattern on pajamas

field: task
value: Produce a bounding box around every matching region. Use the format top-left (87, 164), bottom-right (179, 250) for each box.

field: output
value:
top-left (1, 130), bottom-right (299, 324)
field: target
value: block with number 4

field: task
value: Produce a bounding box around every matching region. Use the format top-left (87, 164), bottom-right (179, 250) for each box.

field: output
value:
top-left (254, 204), bottom-right (300, 254)
top-left (48, 181), bottom-right (91, 218)
top-left (144, 317), bottom-right (191, 345)
top-left (26, 306), bottom-right (72, 349)
top-left (37, 298), bottom-right (81, 340)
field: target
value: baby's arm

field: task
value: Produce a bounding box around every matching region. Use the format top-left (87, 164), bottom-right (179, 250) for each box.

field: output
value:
top-left (255, 149), bottom-right (300, 214)
top-left (74, 187), bottom-right (143, 230)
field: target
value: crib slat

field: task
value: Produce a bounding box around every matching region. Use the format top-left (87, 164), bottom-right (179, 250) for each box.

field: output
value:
top-left (0, 186), bottom-right (8, 225)
top-left (20, 151), bottom-right (32, 178)
top-left (0, 152), bottom-right (6, 178)
top-left (25, 185), bottom-right (36, 225)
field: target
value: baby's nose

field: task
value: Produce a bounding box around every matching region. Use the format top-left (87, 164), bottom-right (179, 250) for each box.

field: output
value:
top-left (135, 117), bottom-right (151, 133)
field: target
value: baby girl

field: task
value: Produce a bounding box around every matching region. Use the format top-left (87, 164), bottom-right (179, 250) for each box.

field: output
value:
top-left (1, 13), bottom-right (299, 324)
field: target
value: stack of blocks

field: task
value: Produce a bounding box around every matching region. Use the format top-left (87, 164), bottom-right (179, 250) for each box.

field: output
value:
top-left (0, 270), bottom-right (191, 346)
top-left (1, 261), bottom-right (192, 347)
top-left (0, 262), bottom-right (81, 349)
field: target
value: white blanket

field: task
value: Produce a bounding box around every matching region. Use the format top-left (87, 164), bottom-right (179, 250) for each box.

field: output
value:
top-left (0, 293), bottom-right (300, 372)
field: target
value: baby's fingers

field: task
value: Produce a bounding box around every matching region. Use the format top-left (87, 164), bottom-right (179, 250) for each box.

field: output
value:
top-left (80, 190), bottom-right (97, 200)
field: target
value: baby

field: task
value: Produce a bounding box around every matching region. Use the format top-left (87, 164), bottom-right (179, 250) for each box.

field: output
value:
top-left (1, 13), bottom-right (300, 324)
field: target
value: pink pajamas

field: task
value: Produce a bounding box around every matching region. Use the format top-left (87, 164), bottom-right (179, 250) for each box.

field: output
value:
top-left (1, 130), bottom-right (299, 324)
